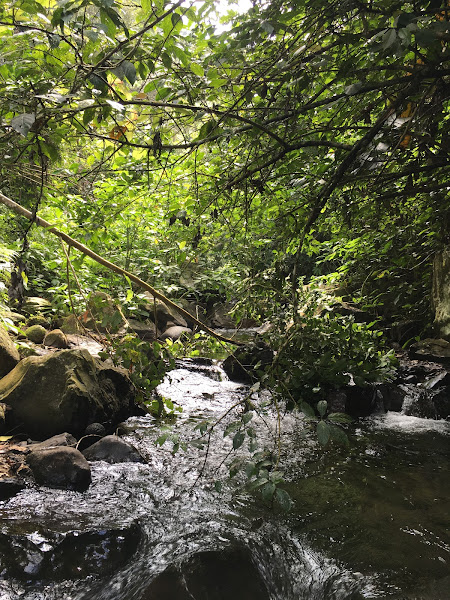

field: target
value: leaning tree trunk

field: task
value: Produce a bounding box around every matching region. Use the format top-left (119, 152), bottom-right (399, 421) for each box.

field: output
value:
top-left (0, 192), bottom-right (243, 346)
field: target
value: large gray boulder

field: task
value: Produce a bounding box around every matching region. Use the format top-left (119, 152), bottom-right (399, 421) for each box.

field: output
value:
top-left (27, 446), bottom-right (91, 491)
top-left (0, 325), bottom-right (20, 378)
top-left (0, 349), bottom-right (136, 439)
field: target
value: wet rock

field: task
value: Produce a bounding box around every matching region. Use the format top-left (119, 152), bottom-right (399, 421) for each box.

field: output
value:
top-left (30, 432), bottom-right (77, 451)
top-left (327, 385), bottom-right (382, 417)
top-left (0, 325), bottom-right (20, 378)
top-left (65, 333), bottom-right (104, 356)
top-left (428, 387), bottom-right (450, 419)
top-left (160, 325), bottom-right (192, 342)
top-left (0, 349), bottom-right (136, 439)
top-left (0, 524), bottom-right (142, 580)
top-left (376, 384), bottom-right (407, 412)
top-left (140, 547), bottom-right (270, 600)
top-left (82, 435), bottom-right (145, 464)
top-left (25, 324), bottom-right (46, 344)
top-left (222, 342), bottom-right (274, 384)
top-left (27, 446), bottom-right (91, 491)
top-left (85, 422), bottom-right (106, 437)
top-left (207, 302), bottom-right (235, 328)
top-left (0, 477), bottom-right (25, 501)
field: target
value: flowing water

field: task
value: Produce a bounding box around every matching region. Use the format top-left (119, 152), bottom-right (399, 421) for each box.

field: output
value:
top-left (0, 359), bottom-right (449, 600)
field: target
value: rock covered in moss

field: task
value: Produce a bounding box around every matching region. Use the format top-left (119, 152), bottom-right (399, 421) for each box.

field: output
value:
top-left (0, 349), bottom-right (136, 439)
top-left (25, 324), bottom-right (46, 344)
top-left (21, 297), bottom-right (52, 315)
top-left (0, 325), bottom-right (20, 378)
top-left (43, 329), bottom-right (69, 349)
top-left (26, 314), bottom-right (50, 328)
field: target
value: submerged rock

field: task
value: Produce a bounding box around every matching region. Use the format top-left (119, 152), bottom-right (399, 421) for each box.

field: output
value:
top-left (140, 547), bottom-right (270, 600)
top-left (0, 524), bottom-right (142, 580)
top-left (27, 446), bottom-right (91, 491)
top-left (82, 435), bottom-right (145, 464)
top-left (0, 325), bottom-right (20, 378)
top-left (0, 349), bottom-right (136, 439)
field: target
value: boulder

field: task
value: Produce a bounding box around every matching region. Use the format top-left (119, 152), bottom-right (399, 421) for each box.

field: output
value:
top-left (140, 547), bottom-right (270, 600)
top-left (26, 446), bottom-right (91, 491)
top-left (43, 329), bottom-right (69, 349)
top-left (0, 325), bottom-right (20, 378)
top-left (82, 435), bottom-right (144, 464)
top-left (160, 326), bottom-right (192, 342)
top-left (30, 432), bottom-right (77, 451)
top-left (222, 342), bottom-right (274, 384)
top-left (25, 324), bottom-right (46, 344)
top-left (0, 349), bottom-right (136, 439)
top-left (207, 302), bottom-right (235, 328)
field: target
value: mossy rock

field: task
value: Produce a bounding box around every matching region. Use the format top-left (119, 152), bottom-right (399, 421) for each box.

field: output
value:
top-left (0, 349), bottom-right (136, 439)
top-left (26, 314), bottom-right (50, 328)
top-left (25, 324), bottom-right (46, 344)
top-left (21, 297), bottom-right (52, 315)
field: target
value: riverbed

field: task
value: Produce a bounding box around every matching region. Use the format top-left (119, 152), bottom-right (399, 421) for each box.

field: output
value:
top-left (0, 359), bottom-right (448, 599)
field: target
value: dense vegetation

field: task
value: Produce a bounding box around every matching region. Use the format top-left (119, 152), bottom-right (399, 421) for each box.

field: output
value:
top-left (0, 0), bottom-right (449, 491)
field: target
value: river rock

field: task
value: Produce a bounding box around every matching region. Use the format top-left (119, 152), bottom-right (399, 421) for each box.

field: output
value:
top-left (222, 342), bottom-right (274, 384)
top-left (26, 314), bottom-right (50, 328)
top-left (160, 325), bottom-right (192, 342)
top-left (0, 349), bottom-right (136, 439)
top-left (43, 328), bottom-right (69, 348)
top-left (140, 547), bottom-right (270, 600)
top-left (82, 435), bottom-right (145, 464)
top-left (25, 324), bottom-right (46, 344)
top-left (30, 432), bottom-right (77, 451)
top-left (27, 446), bottom-right (91, 491)
top-left (0, 325), bottom-right (20, 377)
top-left (59, 313), bottom-right (83, 334)
top-left (0, 477), bottom-right (25, 501)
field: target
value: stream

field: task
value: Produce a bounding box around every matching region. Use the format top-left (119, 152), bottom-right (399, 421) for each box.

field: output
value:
top-left (0, 358), bottom-right (449, 599)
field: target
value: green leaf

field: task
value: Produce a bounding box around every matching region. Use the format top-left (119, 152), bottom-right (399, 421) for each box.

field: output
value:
top-left (10, 114), bottom-right (35, 136)
top-left (242, 411), bottom-right (253, 425)
top-left (191, 63), bottom-right (204, 77)
top-left (122, 61), bottom-right (137, 85)
top-left (224, 420), bottom-right (240, 437)
top-left (328, 412), bottom-right (353, 423)
top-left (274, 488), bottom-right (293, 512)
top-left (161, 52), bottom-right (172, 70)
top-left (329, 424), bottom-right (349, 445)
top-left (198, 120), bottom-right (216, 139)
top-left (317, 400), bottom-right (327, 418)
top-left (300, 401), bottom-right (316, 419)
top-left (232, 430), bottom-right (245, 449)
top-left (381, 28), bottom-right (397, 50)
top-left (317, 420), bottom-right (330, 445)
top-left (214, 480), bottom-right (223, 493)
top-left (261, 481), bottom-right (276, 501)
top-left (171, 12), bottom-right (183, 27)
